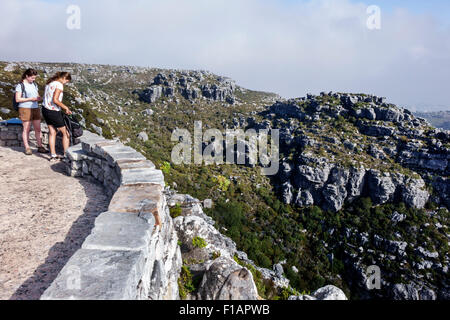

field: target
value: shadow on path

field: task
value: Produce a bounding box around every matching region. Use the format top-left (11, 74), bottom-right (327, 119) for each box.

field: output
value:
top-left (9, 161), bottom-right (111, 300)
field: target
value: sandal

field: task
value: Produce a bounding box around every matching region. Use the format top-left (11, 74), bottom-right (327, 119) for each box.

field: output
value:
top-left (25, 148), bottom-right (32, 156)
top-left (37, 146), bottom-right (49, 153)
top-left (49, 156), bottom-right (59, 163)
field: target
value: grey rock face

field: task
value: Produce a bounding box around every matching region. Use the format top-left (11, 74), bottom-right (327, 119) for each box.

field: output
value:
top-left (197, 257), bottom-right (258, 300)
top-left (269, 101), bottom-right (306, 119)
top-left (295, 163), bottom-right (331, 187)
top-left (0, 107), bottom-right (11, 114)
top-left (390, 283), bottom-right (419, 300)
top-left (419, 287), bottom-right (437, 300)
top-left (346, 167), bottom-right (366, 202)
top-left (91, 124), bottom-right (103, 136)
top-left (322, 184), bottom-right (347, 212)
top-left (401, 178), bottom-right (429, 209)
top-left (138, 86), bottom-right (163, 103)
top-left (358, 122), bottom-right (395, 137)
top-left (289, 285), bottom-right (348, 300)
top-left (137, 131), bottom-right (149, 142)
top-left (391, 211), bottom-right (406, 223)
top-left (169, 193), bottom-right (293, 296)
top-left (174, 215), bottom-right (237, 260)
top-left (367, 170), bottom-right (396, 204)
top-left (431, 177), bottom-right (449, 208)
top-left (282, 182), bottom-right (293, 204)
top-left (180, 87), bottom-right (200, 102)
top-left (279, 161), bottom-right (292, 180)
top-left (312, 285), bottom-right (348, 300)
top-left (295, 189), bottom-right (314, 207)
top-left (142, 109), bottom-right (154, 116)
top-left (353, 107), bottom-right (376, 120)
top-left (273, 263), bottom-right (284, 278)
top-left (374, 107), bottom-right (404, 122)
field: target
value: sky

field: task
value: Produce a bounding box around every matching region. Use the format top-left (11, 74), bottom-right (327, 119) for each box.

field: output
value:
top-left (1, 0), bottom-right (450, 111)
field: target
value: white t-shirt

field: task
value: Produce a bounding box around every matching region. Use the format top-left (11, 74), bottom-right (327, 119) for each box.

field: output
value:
top-left (15, 82), bottom-right (39, 109)
top-left (43, 81), bottom-right (64, 111)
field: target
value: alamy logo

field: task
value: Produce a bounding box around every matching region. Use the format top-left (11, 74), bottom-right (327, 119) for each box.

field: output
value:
top-left (366, 5), bottom-right (381, 30)
top-left (171, 121), bottom-right (280, 175)
top-left (66, 5), bottom-right (81, 30)
top-left (366, 265), bottom-right (381, 290)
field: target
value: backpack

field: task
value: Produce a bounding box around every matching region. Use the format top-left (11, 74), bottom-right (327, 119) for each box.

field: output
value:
top-left (12, 82), bottom-right (39, 111)
top-left (63, 114), bottom-right (84, 145)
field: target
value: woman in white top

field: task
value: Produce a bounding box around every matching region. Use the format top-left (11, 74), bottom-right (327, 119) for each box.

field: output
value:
top-left (15, 68), bottom-right (48, 155)
top-left (42, 72), bottom-right (73, 162)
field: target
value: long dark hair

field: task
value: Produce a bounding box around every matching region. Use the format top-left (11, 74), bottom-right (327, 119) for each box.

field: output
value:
top-left (46, 71), bottom-right (72, 85)
top-left (21, 68), bottom-right (38, 80)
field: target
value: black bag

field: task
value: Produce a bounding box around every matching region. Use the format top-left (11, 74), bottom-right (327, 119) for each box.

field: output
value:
top-left (12, 82), bottom-right (38, 111)
top-left (63, 114), bottom-right (83, 145)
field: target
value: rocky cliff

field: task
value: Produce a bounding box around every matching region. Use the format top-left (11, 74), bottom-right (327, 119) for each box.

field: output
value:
top-left (250, 92), bottom-right (449, 213)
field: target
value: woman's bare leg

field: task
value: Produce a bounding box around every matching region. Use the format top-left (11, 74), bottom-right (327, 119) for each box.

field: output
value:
top-left (22, 121), bottom-right (31, 150)
top-left (48, 125), bottom-right (57, 155)
top-left (32, 119), bottom-right (43, 147)
top-left (57, 126), bottom-right (70, 153)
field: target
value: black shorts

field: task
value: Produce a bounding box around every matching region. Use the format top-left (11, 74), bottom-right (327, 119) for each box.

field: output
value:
top-left (42, 108), bottom-right (65, 128)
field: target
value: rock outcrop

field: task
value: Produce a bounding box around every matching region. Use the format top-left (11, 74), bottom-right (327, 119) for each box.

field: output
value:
top-left (135, 72), bottom-right (237, 105)
top-left (259, 92), bottom-right (448, 212)
top-left (168, 192), bottom-right (343, 300)
top-left (289, 285), bottom-right (348, 300)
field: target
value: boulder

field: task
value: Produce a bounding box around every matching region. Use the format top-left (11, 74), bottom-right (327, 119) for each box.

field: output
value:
top-left (401, 178), bottom-right (429, 209)
top-left (0, 107), bottom-right (11, 114)
top-left (289, 285), bottom-right (347, 300)
top-left (390, 283), bottom-right (419, 300)
top-left (282, 182), bottom-right (293, 204)
top-left (346, 167), bottom-right (366, 202)
top-left (173, 215), bottom-right (237, 260)
top-left (312, 285), bottom-right (348, 300)
top-left (295, 189), bottom-right (314, 207)
top-left (367, 170), bottom-right (396, 204)
top-left (273, 263), bottom-right (284, 278)
top-left (137, 132), bottom-right (149, 142)
top-left (197, 256), bottom-right (258, 300)
top-left (322, 184), bottom-right (347, 212)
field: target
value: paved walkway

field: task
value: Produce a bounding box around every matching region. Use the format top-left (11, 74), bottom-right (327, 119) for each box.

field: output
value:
top-left (0, 146), bottom-right (110, 300)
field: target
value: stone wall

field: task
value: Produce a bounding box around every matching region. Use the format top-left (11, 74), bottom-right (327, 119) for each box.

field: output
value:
top-left (0, 121), bottom-right (183, 300)
top-left (1, 122), bottom-right (182, 299)
top-left (37, 130), bottom-right (182, 300)
top-left (0, 121), bottom-right (49, 148)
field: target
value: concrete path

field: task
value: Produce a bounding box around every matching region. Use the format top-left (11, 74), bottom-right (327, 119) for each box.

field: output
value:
top-left (0, 146), bottom-right (110, 300)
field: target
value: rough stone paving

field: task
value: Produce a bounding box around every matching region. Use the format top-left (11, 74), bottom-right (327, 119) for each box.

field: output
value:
top-left (0, 146), bottom-right (110, 300)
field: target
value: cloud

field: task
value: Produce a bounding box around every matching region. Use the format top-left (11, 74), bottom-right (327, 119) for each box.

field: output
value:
top-left (0, 0), bottom-right (449, 111)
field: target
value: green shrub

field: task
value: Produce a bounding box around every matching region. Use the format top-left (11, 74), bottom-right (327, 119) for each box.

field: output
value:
top-left (192, 236), bottom-right (207, 249)
top-left (212, 175), bottom-right (231, 192)
top-left (161, 161), bottom-right (171, 175)
top-left (170, 204), bottom-right (182, 218)
top-left (178, 265), bottom-right (195, 299)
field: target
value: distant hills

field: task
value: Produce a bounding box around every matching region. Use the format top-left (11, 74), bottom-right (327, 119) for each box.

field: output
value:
top-left (414, 111), bottom-right (450, 130)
